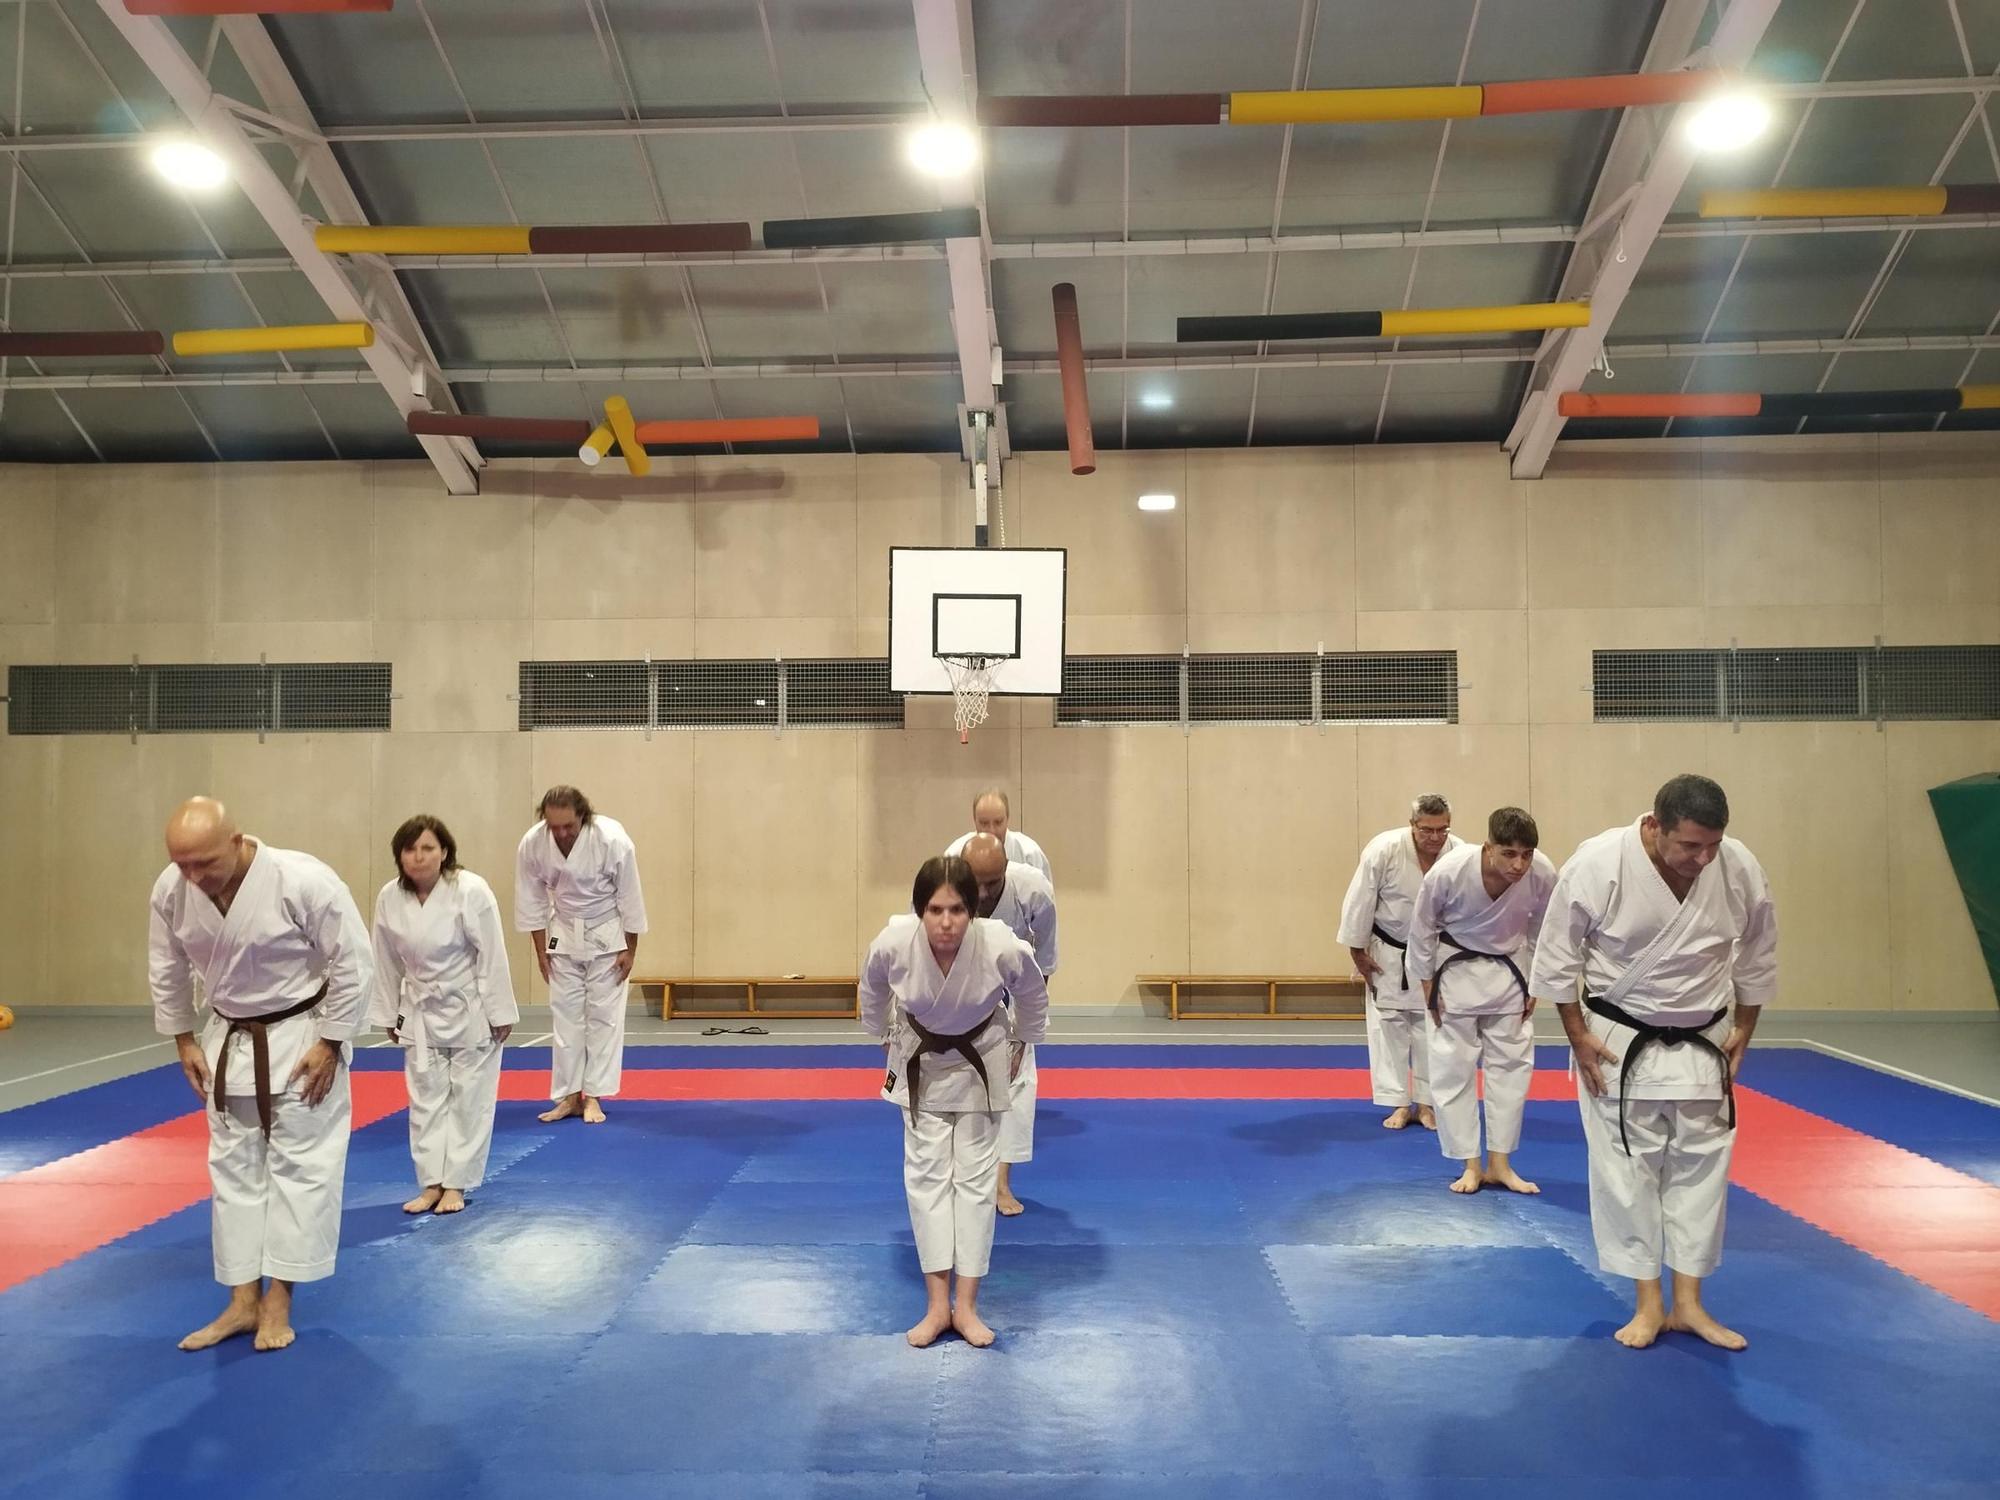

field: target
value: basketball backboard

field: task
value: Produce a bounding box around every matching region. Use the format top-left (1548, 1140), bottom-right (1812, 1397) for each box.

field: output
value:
top-left (889, 547), bottom-right (1066, 695)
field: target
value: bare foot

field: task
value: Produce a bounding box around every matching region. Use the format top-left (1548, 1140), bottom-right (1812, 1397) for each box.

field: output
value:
top-left (1448, 1164), bottom-right (1483, 1194)
top-left (1483, 1165), bottom-right (1541, 1195)
top-left (1615, 1306), bottom-right (1668, 1349)
top-left (1381, 1106), bottom-right (1413, 1130)
top-left (996, 1189), bottom-right (1025, 1216)
top-left (403, 1186), bottom-right (443, 1215)
top-left (951, 1305), bottom-right (996, 1348)
top-left (1416, 1106), bottom-right (1437, 1130)
top-left (1666, 1304), bottom-right (1748, 1351)
top-left (254, 1283), bottom-right (294, 1352)
top-left (583, 1096), bottom-right (607, 1124)
top-left (436, 1188), bottom-right (466, 1214)
top-left (539, 1094), bottom-right (581, 1123)
top-left (179, 1297), bottom-right (259, 1351)
top-left (906, 1308), bottom-right (953, 1348)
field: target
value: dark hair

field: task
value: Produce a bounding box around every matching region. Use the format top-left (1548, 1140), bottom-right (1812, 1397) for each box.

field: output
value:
top-left (1654, 773), bottom-right (1729, 833)
top-left (1411, 793), bottom-right (1450, 820)
top-left (390, 814), bottom-right (461, 893)
top-left (538, 785), bottom-right (594, 824)
top-left (1487, 806), bottom-right (1539, 850)
top-left (913, 855), bottom-right (979, 918)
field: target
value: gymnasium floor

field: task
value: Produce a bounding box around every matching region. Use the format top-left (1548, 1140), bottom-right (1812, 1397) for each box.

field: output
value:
top-left (2, 1020), bottom-right (1998, 1499)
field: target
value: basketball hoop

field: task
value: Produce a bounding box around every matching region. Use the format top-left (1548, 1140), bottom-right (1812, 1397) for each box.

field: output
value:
top-left (937, 653), bottom-right (998, 744)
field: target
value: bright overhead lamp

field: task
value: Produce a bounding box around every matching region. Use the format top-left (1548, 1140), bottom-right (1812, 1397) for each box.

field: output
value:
top-left (906, 121), bottom-right (980, 178)
top-left (1138, 390), bottom-right (1174, 410)
top-left (1684, 91), bottom-right (1773, 153)
top-left (150, 138), bottom-right (229, 192)
top-left (1137, 493), bottom-right (1177, 512)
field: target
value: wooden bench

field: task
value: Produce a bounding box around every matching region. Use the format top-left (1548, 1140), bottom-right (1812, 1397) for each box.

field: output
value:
top-left (1137, 974), bottom-right (1367, 1021)
top-left (629, 976), bottom-right (859, 1022)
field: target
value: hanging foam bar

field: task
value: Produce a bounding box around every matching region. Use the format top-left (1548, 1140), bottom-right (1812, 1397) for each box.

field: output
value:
top-left (1479, 71), bottom-right (1713, 115)
top-left (579, 423), bottom-right (616, 466)
top-left (0, 330), bottom-right (166, 357)
top-left (125, 2), bottom-right (392, 13)
top-left (632, 417), bottom-right (822, 444)
top-left (1178, 302), bottom-right (1587, 343)
top-left (172, 322), bottom-right (374, 356)
top-left (525, 223), bottom-right (754, 254)
top-left (1228, 85), bottom-right (1482, 125)
top-left (1698, 185), bottom-right (2000, 218)
top-left (406, 414), bottom-right (593, 443)
top-left (1051, 282), bottom-right (1095, 476)
top-left (761, 208), bottom-right (982, 250)
top-left (314, 225), bottom-right (532, 255)
top-left (604, 395), bottom-right (648, 477)
top-left (979, 94), bottom-right (1223, 127)
top-left (1558, 388), bottom-right (2000, 420)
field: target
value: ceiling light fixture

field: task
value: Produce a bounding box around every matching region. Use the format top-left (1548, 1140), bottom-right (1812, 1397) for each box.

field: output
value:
top-left (150, 139), bottom-right (229, 192)
top-left (1137, 493), bottom-right (1177, 512)
top-left (1684, 91), bottom-right (1773, 153)
top-left (1138, 390), bottom-right (1174, 410)
top-left (906, 121), bottom-right (980, 178)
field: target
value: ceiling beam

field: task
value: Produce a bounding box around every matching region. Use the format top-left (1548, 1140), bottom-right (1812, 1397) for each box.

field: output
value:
top-left (9, 333), bottom-right (1996, 391)
top-left (1504, 0), bottom-right (1783, 478)
top-left (910, 0), bottom-right (999, 440)
top-left (92, 2), bottom-right (479, 492)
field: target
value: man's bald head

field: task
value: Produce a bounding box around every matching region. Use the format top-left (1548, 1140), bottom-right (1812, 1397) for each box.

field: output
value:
top-left (963, 832), bottom-right (1008, 913)
top-left (971, 789), bottom-right (1010, 841)
top-left (166, 797), bottom-right (246, 898)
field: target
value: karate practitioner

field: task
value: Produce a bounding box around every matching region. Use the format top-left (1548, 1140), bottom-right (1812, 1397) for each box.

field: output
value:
top-left (149, 797), bottom-right (371, 1352)
top-left (514, 786), bottom-right (647, 1124)
top-left (370, 815), bottom-right (517, 1215)
top-left (943, 788), bottom-right (1054, 887)
top-left (1408, 807), bottom-right (1555, 1196)
top-left (861, 856), bottom-right (1049, 1349)
top-left (961, 832), bottom-right (1058, 1217)
top-left (1338, 794), bottom-right (1463, 1130)
top-left (1531, 774), bottom-right (1775, 1352)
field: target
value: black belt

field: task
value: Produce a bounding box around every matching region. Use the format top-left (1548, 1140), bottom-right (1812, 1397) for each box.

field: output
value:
top-left (212, 982), bottom-right (329, 1138)
top-left (1429, 930), bottom-right (1527, 1023)
top-left (903, 1007), bottom-right (999, 1117)
top-left (1369, 923), bottom-right (1408, 997)
top-left (1584, 995), bottom-right (1734, 1156)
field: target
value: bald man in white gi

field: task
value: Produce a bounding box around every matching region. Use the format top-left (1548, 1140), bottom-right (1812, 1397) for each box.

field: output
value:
top-left (1338, 793), bottom-right (1463, 1130)
top-left (944, 787), bottom-right (1053, 887)
top-left (962, 832), bottom-right (1058, 1216)
top-left (514, 784), bottom-right (647, 1124)
top-left (1408, 806), bottom-right (1555, 1196)
top-left (1532, 773), bottom-right (1775, 1352)
top-left (149, 797), bottom-right (372, 1353)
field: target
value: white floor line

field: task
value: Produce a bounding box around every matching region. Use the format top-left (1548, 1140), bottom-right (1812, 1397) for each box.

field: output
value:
top-left (628, 1028), bottom-right (1377, 1043)
top-left (1795, 1039), bottom-right (2000, 1109)
top-left (515, 1032), bottom-right (553, 1047)
top-left (0, 1039), bottom-right (175, 1089)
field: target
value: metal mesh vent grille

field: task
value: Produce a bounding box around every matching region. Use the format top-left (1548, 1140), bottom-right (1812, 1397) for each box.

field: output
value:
top-left (1594, 646), bottom-right (2000, 723)
top-left (1054, 656), bottom-right (1181, 725)
top-left (657, 660), bottom-right (779, 729)
top-left (1189, 654), bottom-right (1314, 724)
top-left (7, 662), bottom-right (389, 736)
top-left (516, 661), bottom-right (649, 730)
top-left (1321, 651), bottom-right (1459, 724)
top-left (786, 659), bottom-right (904, 727)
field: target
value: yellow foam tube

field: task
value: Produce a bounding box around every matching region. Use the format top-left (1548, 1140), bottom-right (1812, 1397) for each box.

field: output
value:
top-left (1228, 85), bottom-right (1482, 125)
top-left (314, 225), bottom-right (533, 255)
top-left (1380, 301), bottom-right (1589, 337)
top-left (172, 322), bottom-right (375, 357)
top-left (604, 396), bottom-right (649, 478)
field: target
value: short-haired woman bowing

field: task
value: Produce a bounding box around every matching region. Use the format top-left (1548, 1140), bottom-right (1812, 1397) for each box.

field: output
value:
top-left (861, 855), bottom-right (1049, 1348)
top-left (370, 815), bottom-right (517, 1215)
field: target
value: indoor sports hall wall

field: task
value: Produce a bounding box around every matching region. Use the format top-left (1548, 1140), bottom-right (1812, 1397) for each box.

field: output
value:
top-left (1, 431), bottom-right (1995, 1013)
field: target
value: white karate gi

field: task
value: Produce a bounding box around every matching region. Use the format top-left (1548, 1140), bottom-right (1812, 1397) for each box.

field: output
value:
top-left (513, 815), bottom-right (647, 1101)
top-left (1531, 818), bottom-right (1778, 1279)
top-left (1337, 828), bottom-right (1467, 1109)
top-left (981, 863), bottom-right (1058, 1165)
top-left (861, 915), bottom-right (1050, 1278)
top-left (370, 870), bottom-right (519, 1193)
top-left (1408, 843), bottom-right (1556, 1163)
top-left (148, 840), bottom-right (371, 1286)
top-left (944, 828), bottom-right (1054, 888)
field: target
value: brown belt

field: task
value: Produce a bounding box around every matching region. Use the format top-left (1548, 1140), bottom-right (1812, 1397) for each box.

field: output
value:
top-left (211, 982), bottom-right (329, 1138)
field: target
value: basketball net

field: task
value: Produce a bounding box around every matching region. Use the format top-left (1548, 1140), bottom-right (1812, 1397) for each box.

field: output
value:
top-left (938, 653), bottom-right (997, 745)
